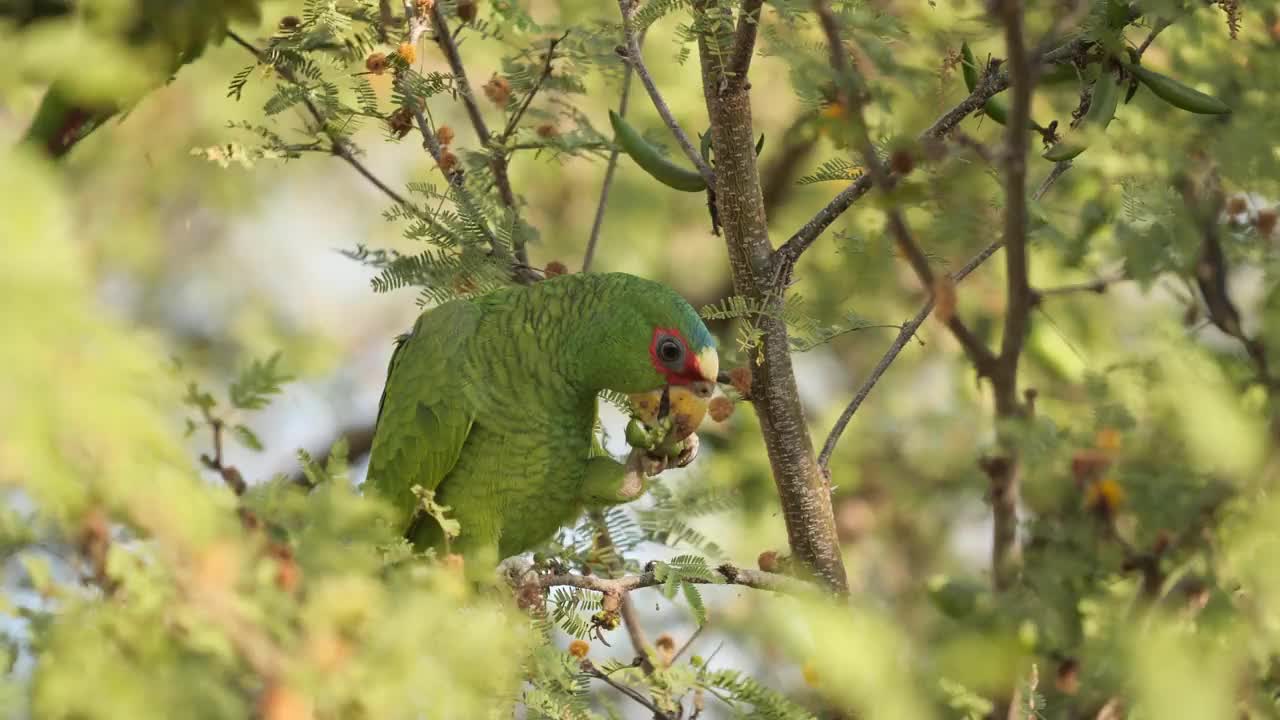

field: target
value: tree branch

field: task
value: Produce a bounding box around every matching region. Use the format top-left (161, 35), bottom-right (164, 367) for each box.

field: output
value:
top-left (228, 32), bottom-right (431, 227)
top-left (425, 1), bottom-right (527, 264)
top-left (812, 0), bottom-right (997, 376)
top-left (618, 0), bottom-right (716, 187)
top-left (587, 510), bottom-right (657, 675)
top-left (774, 36), bottom-right (1094, 270)
top-left (693, 0), bottom-right (848, 593)
top-left (1031, 274), bottom-right (1125, 304)
top-left (580, 660), bottom-right (675, 720)
top-left (500, 31), bottom-right (571, 142)
top-left (535, 563), bottom-right (816, 596)
top-left (817, 240), bottom-right (1004, 469)
top-left (988, 0), bottom-right (1037, 593)
top-left (726, 0), bottom-right (764, 90)
top-left (584, 25), bottom-right (644, 272)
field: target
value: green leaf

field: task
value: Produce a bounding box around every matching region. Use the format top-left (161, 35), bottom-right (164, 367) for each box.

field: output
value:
top-left (229, 352), bottom-right (292, 410)
top-left (682, 581), bottom-right (707, 625)
top-left (231, 424), bottom-right (263, 451)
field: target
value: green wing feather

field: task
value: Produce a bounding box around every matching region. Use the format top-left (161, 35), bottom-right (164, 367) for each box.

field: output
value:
top-left (365, 301), bottom-right (481, 528)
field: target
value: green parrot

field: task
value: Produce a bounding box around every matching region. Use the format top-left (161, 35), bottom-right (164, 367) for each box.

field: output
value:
top-left (364, 272), bottom-right (721, 565)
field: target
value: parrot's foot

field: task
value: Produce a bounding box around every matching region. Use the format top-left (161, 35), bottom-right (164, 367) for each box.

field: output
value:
top-left (672, 432), bottom-right (699, 468)
top-left (632, 432), bottom-right (700, 477)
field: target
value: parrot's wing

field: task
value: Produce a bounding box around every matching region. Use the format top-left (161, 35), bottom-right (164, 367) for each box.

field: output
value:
top-left (365, 301), bottom-right (481, 526)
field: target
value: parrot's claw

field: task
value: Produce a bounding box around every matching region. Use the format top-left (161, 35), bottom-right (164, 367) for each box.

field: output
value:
top-left (636, 450), bottom-right (670, 477)
top-left (672, 432), bottom-right (699, 469)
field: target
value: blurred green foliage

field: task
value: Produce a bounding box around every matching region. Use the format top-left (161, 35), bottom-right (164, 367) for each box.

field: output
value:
top-left (4, 0), bottom-right (1280, 718)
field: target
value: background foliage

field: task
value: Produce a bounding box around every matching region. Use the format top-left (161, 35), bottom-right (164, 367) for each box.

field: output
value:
top-left (4, 0), bottom-right (1280, 718)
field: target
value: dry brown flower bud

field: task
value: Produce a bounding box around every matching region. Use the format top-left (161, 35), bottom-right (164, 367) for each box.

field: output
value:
top-left (757, 550), bottom-right (779, 573)
top-left (483, 74), bottom-right (512, 105)
top-left (259, 683), bottom-right (313, 720)
top-left (728, 366), bottom-right (752, 399)
top-left (933, 275), bottom-right (957, 324)
top-left (654, 633), bottom-right (677, 666)
top-left (365, 53), bottom-right (389, 75)
top-left (457, 0), bottom-right (478, 23)
top-left (708, 396), bottom-right (734, 422)
top-left (387, 107), bottom-right (414, 139)
top-left (438, 150), bottom-right (459, 174)
top-left (1055, 658), bottom-right (1080, 695)
top-left (889, 148), bottom-right (915, 175)
top-left (1256, 208), bottom-right (1278, 237)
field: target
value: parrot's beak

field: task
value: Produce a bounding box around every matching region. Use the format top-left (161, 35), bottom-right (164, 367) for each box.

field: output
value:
top-left (629, 382), bottom-right (715, 441)
top-left (628, 346), bottom-right (719, 440)
top-left (696, 346), bottom-right (720, 386)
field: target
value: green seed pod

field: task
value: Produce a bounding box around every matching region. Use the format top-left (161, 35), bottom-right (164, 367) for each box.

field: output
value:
top-left (625, 417), bottom-right (653, 449)
top-left (609, 110), bottom-right (707, 192)
top-left (1043, 68), bottom-right (1123, 162)
top-left (959, 42), bottom-right (1040, 130)
top-left (1126, 63), bottom-right (1231, 115)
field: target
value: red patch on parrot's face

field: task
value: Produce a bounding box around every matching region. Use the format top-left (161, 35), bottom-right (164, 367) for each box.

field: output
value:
top-left (649, 327), bottom-right (704, 385)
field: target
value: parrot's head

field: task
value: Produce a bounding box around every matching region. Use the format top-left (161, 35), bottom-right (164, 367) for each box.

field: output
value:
top-left (588, 275), bottom-right (720, 441)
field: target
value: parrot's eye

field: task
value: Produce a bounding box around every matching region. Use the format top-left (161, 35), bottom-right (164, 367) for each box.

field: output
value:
top-left (656, 336), bottom-right (684, 367)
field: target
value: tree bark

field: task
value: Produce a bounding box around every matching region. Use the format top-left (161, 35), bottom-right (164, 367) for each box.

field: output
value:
top-left (694, 7), bottom-right (849, 594)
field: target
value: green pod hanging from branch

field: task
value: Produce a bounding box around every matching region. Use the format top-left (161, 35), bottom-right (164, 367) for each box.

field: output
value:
top-left (960, 42), bottom-right (1042, 130)
top-left (609, 110), bottom-right (707, 193)
top-left (1125, 63), bottom-right (1231, 115)
top-left (1043, 65), bottom-right (1124, 162)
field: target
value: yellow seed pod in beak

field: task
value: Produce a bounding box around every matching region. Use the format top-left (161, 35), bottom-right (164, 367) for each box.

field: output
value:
top-left (628, 381), bottom-right (715, 441)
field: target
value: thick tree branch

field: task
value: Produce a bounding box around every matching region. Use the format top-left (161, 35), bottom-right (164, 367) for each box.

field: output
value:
top-left (693, 0), bottom-right (848, 593)
top-left (618, 0), bottom-right (716, 187)
top-left (726, 0), bottom-right (764, 90)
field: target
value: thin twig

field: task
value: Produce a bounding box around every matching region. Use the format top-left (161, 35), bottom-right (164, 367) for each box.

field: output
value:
top-left (401, 80), bottom-right (504, 254)
top-left (581, 661), bottom-right (675, 720)
top-left (774, 36), bottom-right (1093, 271)
top-left (817, 240), bottom-right (1003, 468)
top-left (812, 0), bottom-right (996, 375)
top-left (584, 24), bottom-right (643, 272)
top-left (228, 32), bottom-right (419, 219)
top-left (500, 31), bottom-right (571, 142)
top-left (1033, 160), bottom-right (1072, 200)
top-left (425, 1), bottom-right (528, 264)
top-left (617, 0), bottom-right (715, 186)
top-left (1032, 275), bottom-right (1124, 302)
top-left (587, 510), bottom-right (656, 674)
top-left (378, 0), bottom-right (395, 41)
top-left (1137, 18), bottom-right (1173, 57)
